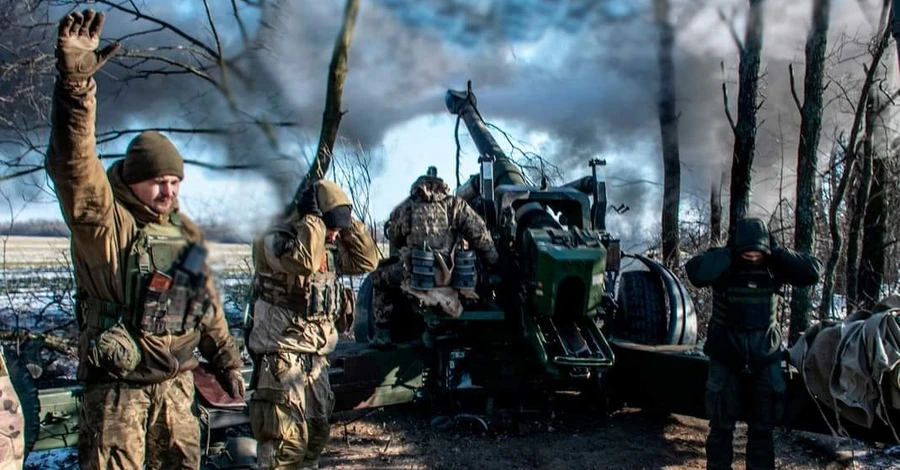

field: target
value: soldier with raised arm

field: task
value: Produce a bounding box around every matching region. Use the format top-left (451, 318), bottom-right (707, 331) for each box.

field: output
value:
top-left (45, 10), bottom-right (244, 469)
top-left (246, 179), bottom-right (378, 469)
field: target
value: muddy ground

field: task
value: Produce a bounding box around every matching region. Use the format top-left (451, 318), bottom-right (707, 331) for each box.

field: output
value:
top-left (25, 404), bottom-right (900, 469)
top-left (315, 405), bottom-right (900, 470)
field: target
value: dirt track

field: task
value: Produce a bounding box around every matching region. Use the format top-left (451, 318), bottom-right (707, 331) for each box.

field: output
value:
top-left (318, 405), bottom-right (899, 470)
top-left (25, 405), bottom-right (899, 469)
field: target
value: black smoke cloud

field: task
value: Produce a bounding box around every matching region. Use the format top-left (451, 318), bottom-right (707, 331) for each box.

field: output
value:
top-left (1, 0), bottom-right (881, 243)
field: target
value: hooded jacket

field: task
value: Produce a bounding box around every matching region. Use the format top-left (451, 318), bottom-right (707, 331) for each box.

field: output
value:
top-left (686, 218), bottom-right (822, 371)
top-left (45, 77), bottom-right (242, 384)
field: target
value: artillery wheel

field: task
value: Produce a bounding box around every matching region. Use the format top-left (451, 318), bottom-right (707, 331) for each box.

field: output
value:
top-left (353, 274), bottom-right (375, 343)
top-left (3, 350), bottom-right (41, 459)
top-left (614, 270), bottom-right (669, 345)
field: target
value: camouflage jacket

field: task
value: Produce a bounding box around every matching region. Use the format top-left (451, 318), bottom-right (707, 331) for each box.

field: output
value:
top-left (249, 207), bottom-right (378, 355)
top-left (44, 77), bottom-right (242, 384)
top-left (0, 352), bottom-right (24, 470)
top-left (387, 175), bottom-right (498, 265)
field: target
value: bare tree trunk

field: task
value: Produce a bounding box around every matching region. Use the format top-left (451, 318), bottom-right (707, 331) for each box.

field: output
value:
top-left (859, 157), bottom-right (888, 307)
top-left (845, 90), bottom-right (875, 309)
top-left (819, 27), bottom-right (891, 318)
top-left (710, 174), bottom-right (723, 246)
top-left (728, 0), bottom-right (766, 233)
top-left (293, 0), bottom-right (360, 203)
top-left (789, 0), bottom-right (831, 344)
top-left (858, 31), bottom-right (896, 309)
top-left (654, 0), bottom-right (681, 268)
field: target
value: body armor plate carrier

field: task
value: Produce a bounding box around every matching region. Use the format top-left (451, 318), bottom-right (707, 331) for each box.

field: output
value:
top-left (76, 214), bottom-right (212, 337)
top-left (255, 248), bottom-right (341, 323)
top-left (711, 267), bottom-right (780, 330)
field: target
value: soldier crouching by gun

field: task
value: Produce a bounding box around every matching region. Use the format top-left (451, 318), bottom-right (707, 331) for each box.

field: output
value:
top-left (370, 167), bottom-right (498, 347)
top-left (44, 10), bottom-right (245, 469)
top-left (686, 218), bottom-right (821, 470)
top-left (245, 180), bottom-right (378, 469)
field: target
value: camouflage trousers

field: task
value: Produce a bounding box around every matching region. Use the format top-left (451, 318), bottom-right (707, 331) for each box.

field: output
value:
top-left (0, 356), bottom-right (24, 470)
top-left (250, 352), bottom-right (334, 470)
top-left (371, 261), bottom-right (405, 328)
top-left (79, 370), bottom-right (200, 470)
top-left (705, 359), bottom-right (786, 470)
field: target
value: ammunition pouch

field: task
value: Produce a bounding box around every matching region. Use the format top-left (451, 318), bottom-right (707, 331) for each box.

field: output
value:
top-left (87, 322), bottom-right (142, 378)
top-left (451, 249), bottom-right (476, 289)
top-left (137, 273), bottom-right (210, 336)
top-left (410, 249), bottom-right (435, 290)
top-left (255, 280), bottom-right (338, 323)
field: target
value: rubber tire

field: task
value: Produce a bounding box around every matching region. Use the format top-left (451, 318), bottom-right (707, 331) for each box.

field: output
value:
top-left (5, 352), bottom-right (40, 458)
top-left (353, 274), bottom-right (375, 343)
top-left (614, 270), bottom-right (669, 345)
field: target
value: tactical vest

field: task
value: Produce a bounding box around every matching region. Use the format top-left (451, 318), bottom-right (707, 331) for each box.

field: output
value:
top-left (255, 246), bottom-right (341, 323)
top-left (407, 199), bottom-right (453, 254)
top-left (711, 266), bottom-right (781, 330)
top-left (76, 214), bottom-right (210, 335)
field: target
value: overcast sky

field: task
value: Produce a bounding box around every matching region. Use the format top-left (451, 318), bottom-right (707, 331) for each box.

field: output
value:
top-left (2, 0), bottom-right (881, 248)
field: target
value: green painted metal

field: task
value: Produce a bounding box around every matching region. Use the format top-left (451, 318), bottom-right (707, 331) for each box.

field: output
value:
top-left (524, 227), bottom-right (607, 317)
top-left (33, 385), bottom-right (83, 451)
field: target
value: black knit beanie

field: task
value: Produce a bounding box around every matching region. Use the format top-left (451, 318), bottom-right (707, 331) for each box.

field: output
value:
top-left (122, 131), bottom-right (185, 184)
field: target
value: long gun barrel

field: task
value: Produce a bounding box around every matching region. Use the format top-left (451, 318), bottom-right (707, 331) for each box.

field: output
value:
top-left (445, 86), bottom-right (526, 188)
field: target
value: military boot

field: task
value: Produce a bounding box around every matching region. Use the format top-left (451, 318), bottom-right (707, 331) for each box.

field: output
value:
top-left (745, 429), bottom-right (775, 470)
top-left (705, 428), bottom-right (734, 470)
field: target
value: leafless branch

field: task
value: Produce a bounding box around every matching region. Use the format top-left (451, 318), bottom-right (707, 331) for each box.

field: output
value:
top-left (788, 63), bottom-right (803, 112)
top-left (717, 6), bottom-right (744, 51)
top-left (721, 61), bottom-right (737, 132)
top-left (94, 0), bottom-right (222, 62)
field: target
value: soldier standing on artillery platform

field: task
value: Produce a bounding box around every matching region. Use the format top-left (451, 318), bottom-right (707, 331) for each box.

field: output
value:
top-left (686, 218), bottom-right (822, 470)
top-left (370, 167), bottom-right (498, 347)
top-left (245, 179), bottom-right (378, 469)
top-left (45, 10), bottom-right (246, 469)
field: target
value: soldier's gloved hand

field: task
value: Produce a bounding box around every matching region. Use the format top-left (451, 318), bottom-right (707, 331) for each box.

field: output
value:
top-left (56, 10), bottom-right (121, 81)
top-left (296, 185), bottom-right (323, 218)
top-left (220, 368), bottom-right (245, 400)
top-left (769, 233), bottom-right (781, 254)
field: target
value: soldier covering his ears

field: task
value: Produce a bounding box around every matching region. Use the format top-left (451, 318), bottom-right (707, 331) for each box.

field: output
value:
top-left (686, 218), bottom-right (821, 470)
top-left (246, 180), bottom-right (378, 469)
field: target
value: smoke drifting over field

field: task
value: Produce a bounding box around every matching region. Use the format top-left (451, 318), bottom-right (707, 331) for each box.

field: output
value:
top-left (0, 0), bottom-right (883, 241)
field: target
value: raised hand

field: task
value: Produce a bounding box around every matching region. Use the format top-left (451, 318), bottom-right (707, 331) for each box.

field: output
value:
top-left (56, 9), bottom-right (121, 81)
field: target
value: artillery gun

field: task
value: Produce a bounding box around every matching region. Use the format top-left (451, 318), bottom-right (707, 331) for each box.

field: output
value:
top-left (351, 83), bottom-right (697, 420)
